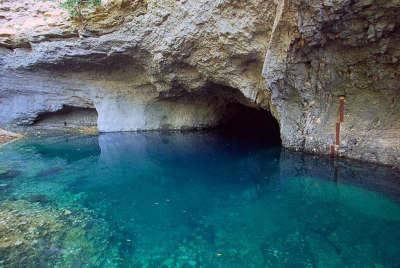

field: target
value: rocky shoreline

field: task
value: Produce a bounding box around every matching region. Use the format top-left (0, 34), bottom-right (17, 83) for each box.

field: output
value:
top-left (0, 129), bottom-right (23, 146)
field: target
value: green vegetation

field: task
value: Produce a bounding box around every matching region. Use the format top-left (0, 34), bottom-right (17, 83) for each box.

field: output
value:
top-left (61, 0), bottom-right (101, 19)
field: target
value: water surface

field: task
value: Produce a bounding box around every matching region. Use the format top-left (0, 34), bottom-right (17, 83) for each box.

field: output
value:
top-left (0, 132), bottom-right (400, 267)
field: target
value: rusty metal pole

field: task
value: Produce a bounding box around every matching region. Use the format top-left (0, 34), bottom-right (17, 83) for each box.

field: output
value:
top-left (339, 96), bottom-right (345, 123)
top-left (330, 96), bottom-right (346, 157)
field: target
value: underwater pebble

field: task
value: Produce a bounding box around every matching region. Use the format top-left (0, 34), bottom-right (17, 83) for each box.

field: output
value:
top-left (63, 209), bottom-right (72, 216)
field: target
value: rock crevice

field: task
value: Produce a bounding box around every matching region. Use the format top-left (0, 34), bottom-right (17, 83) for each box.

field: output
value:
top-left (263, 0), bottom-right (400, 166)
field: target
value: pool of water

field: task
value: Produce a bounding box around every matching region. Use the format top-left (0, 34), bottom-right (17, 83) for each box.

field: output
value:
top-left (0, 131), bottom-right (400, 267)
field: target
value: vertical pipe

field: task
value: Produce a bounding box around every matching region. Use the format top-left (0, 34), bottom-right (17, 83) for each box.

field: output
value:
top-left (335, 122), bottom-right (340, 145)
top-left (339, 96), bottom-right (345, 122)
top-left (330, 144), bottom-right (336, 157)
top-left (330, 96), bottom-right (345, 157)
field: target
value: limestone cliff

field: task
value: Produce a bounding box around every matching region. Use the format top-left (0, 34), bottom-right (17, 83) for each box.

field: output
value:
top-left (263, 0), bottom-right (400, 165)
top-left (0, 0), bottom-right (399, 166)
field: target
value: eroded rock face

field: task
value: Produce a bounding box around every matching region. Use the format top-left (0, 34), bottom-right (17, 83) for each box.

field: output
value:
top-left (0, 0), bottom-right (275, 132)
top-left (0, 0), bottom-right (75, 49)
top-left (263, 0), bottom-right (400, 166)
top-left (0, 0), bottom-right (399, 165)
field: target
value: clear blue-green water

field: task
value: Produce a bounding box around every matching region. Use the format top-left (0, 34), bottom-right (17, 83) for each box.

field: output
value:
top-left (1, 132), bottom-right (400, 267)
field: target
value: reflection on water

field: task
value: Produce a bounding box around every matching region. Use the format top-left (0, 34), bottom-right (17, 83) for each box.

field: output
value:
top-left (0, 131), bottom-right (399, 267)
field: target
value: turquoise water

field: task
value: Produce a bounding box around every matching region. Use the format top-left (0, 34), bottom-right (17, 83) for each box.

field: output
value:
top-left (1, 132), bottom-right (400, 267)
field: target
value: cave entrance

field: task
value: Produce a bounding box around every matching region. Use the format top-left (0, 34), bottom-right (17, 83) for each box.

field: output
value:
top-left (199, 83), bottom-right (281, 146)
top-left (32, 105), bottom-right (98, 129)
top-left (217, 102), bottom-right (281, 146)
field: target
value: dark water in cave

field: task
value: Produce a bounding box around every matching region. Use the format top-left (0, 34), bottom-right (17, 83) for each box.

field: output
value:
top-left (0, 131), bottom-right (400, 267)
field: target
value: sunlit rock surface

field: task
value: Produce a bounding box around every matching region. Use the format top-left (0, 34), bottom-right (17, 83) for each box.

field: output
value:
top-left (0, 129), bottom-right (22, 145)
top-left (0, 0), bottom-right (74, 49)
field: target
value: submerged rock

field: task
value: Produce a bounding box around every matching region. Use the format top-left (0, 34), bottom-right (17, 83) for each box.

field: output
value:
top-left (35, 167), bottom-right (63, 178)
top-left (27, 194), bottom-right (50, 204)
top-left (0, 169), bottom-right (21, 180)
top-left (0, 200), bottom-right (114, 267)
top-left (63, 209), bottom-right (72, 216)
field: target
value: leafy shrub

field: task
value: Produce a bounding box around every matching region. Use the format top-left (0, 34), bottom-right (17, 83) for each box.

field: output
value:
top-left (61, 0), bottom-right (101, 19)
